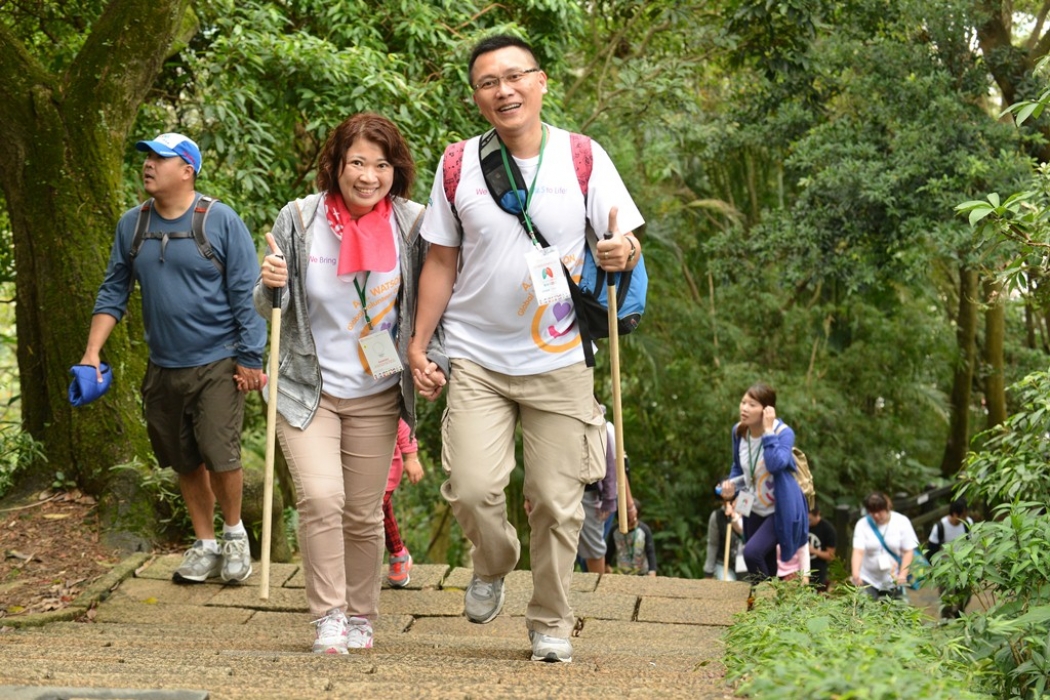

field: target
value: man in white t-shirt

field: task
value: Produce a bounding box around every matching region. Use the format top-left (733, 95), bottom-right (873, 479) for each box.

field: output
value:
top-left (408, 34), bottom-right (644, 664)
top-left (851, 492), bottom-right (919, 600)
top-left (926, 497), bottom-right (973, 618)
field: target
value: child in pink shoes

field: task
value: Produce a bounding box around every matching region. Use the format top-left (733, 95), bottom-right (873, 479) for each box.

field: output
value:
top-left (384, 418), bottom-right (424, 587)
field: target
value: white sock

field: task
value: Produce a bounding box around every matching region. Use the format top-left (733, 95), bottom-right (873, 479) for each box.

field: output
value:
top-left (201, 539), bottom-right (220, 554)
top-left (223, 521), bottom-right (247, 538)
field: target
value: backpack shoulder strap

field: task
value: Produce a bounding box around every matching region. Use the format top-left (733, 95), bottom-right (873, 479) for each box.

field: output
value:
top-left (191, 195), bottom-right (223, 276)
top-left (130, 199), bottom-right (154, 260)
top-left (936, 520), bottom-right (945, 543)
top-left (569, 132), bottom-right (593, 200)
top-left (442, 140), bottom-right (468, 217)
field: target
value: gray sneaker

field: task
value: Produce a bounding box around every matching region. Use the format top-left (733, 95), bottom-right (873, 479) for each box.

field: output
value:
top-left (172, 541), bottom-right (222, 584)
top-left (220, 531), bottom-right (253, 583)
top-left (464, 574), bottom-right (505, 624)
top-left (531, 632), bottom-right (573, 662)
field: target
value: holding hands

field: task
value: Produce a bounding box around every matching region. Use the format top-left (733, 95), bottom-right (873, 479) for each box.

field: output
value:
top-left (408, 347), bottom-right (446, 401)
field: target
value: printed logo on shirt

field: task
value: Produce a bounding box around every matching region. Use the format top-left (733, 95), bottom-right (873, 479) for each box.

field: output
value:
top-left (309, 254), bottom-right (338, 266)
top-left (518, 253), bottom-right (584, 354)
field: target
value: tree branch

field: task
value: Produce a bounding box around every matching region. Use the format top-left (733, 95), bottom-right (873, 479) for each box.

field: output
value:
top-left (65, 0), bottom-right (196, 140)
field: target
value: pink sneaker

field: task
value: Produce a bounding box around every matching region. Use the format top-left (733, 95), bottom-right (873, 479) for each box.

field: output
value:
top-left (387, 550), bottom-right (413, 588)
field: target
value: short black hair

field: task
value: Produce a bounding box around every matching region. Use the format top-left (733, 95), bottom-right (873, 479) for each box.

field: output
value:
top-left (949, 497), bottom-right (968, 517)
top-left (809, 504), bottom-right (821, 516)
top-left (468, 34), bottom-right (539, 84)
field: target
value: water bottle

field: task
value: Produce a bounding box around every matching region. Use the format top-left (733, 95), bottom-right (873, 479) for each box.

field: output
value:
top-left (715, 475), bottom-right (747, 497)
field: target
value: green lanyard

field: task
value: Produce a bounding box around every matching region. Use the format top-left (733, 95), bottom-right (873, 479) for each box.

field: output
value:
top-left (500, 126), bottom-right (547, 243)
top-left (353, 272), bottom-right (372, 330)
top-left (745, 433), bottom-right (762, 485)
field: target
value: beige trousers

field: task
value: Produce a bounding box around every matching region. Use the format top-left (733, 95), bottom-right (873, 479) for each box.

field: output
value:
top-left (441, 359), bottom-right (607, 637)
top-left (277, 386), bottom-right (399, 619)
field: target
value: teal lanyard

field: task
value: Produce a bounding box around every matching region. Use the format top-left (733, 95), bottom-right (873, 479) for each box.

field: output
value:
top-left (745, 433), bottom-right (762, 485)
top-left (353, 272), bottom-right (372, 329)
top-left (500, 126), bottom-right (547, 243)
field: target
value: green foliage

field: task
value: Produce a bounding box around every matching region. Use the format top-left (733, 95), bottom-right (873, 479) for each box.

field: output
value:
top-left (133, 0), bottom-right (583, 234)
top-left (724, 581), bottom-right (990, 699)
top-left (49, 470), bottom-right (76, 492)
top-left (0, 423), bottom-right (45, 499)
top-left (932, 368), bottom-right (1050, 699)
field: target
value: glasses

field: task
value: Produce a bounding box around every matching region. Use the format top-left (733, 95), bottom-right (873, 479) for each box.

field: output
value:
top-left (472, 68), bottom-right (542, 93)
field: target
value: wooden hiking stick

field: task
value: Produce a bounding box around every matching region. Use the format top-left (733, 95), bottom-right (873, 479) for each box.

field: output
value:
top-left (259, 279), bottom-right (283, 600)
top-left (723, 506), bottom-right (733, 581)
top-left (605, 240), bottom-right (629, 535)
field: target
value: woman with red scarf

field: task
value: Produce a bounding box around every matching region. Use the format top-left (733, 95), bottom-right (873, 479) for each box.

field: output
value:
top-left (255, 113), bottom-right (444, 654)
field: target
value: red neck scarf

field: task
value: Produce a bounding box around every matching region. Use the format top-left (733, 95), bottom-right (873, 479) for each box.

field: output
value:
top-left (324, 192), bottom-right (395, 275)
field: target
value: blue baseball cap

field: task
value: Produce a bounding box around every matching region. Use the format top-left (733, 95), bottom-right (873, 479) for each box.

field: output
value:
top-left (68, 363), bottom-right (113, 407)
top-left (135, 132), bottom-right (202, 174)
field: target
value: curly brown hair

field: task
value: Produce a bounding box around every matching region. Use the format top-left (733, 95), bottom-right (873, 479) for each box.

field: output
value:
top-left (315, 113), bottom-right (415, 200)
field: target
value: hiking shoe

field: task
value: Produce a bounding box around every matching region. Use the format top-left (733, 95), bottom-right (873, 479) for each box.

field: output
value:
top-left (312, 608), bottom-right (349, 654)
top-left (220, 531), bottom-right (253, 583)
top-left (172, 541), bottom-right (222, 584)
top-left (346, 616), bottom-right (374, 649)
top-left (464, 574), bottom-right (505, 624)
top-left (387, 550), bottom-right (412, 588)
top-left (531, 632), bottom-right (573, 663)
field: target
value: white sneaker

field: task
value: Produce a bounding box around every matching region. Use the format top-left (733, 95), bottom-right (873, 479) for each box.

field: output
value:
top-left (312, 608), bottom-right (349, 654)
top-left (220, 531), bottom-right (253, 583)
top-left (464, 574), bottom-right (505, 624)
top-left (346, 616), bottom-right (374, 649)
top-left (531, 632), bottom-right (573, 662)
top-left (172, 541), bottom-right (222, 584)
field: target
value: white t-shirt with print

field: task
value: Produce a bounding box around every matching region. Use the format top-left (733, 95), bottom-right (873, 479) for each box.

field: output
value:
top-left (853, 511), bottom-right (919, 590)
top-left (306, 212), bottom-right (401, 399)
top-left (422, 124), bottom-right (645, 375)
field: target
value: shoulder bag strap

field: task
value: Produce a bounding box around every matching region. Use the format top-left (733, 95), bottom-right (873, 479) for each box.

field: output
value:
top-left (866, 515), bottom-right (902, 565)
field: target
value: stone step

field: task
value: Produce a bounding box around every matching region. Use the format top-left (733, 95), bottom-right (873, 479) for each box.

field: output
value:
top-left (0, 554), bottom-right (745, 699)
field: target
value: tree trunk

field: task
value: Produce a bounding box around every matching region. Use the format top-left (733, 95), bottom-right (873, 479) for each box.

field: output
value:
top-left (983, 276), bottom-right (1006, 428)
top-left (0, 0), bottom-right (194, 498)
top-left (941, 266), bottom-right (979, 477)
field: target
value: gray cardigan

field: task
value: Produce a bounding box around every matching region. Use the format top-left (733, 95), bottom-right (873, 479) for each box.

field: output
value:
top-left (253, 193), bottom-right (446, 432)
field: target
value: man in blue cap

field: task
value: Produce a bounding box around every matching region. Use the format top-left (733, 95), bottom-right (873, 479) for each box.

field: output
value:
top-left (79, 132), bottom-right (266, 585)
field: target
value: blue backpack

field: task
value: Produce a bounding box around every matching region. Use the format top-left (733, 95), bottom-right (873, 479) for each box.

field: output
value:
top-left (442, 129), bottom-right (647, 366)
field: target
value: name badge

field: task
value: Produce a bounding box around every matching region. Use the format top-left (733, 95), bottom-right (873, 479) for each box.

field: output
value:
top-left (359, 330), bottom-right (403, 379)
top-left (735, 490), bottom-right (756, 518)
top-left (525, 247), bottom-right (571, 306)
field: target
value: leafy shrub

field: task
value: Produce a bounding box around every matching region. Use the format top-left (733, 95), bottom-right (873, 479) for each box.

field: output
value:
top-left (723, 581), bottom-right (989, 699)
top-left (0, 422), bottom-right (45, 499)
top-left (937, 368), bottom-right (1050, 700)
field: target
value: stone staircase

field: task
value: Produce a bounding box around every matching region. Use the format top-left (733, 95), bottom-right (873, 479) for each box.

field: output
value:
top-left (0, 554), bottom-right (746, 699)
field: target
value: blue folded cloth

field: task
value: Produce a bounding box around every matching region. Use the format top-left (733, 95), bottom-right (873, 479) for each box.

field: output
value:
top-left (68, 363), bottom-right (112, 407)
